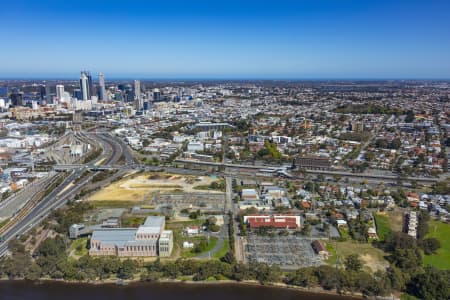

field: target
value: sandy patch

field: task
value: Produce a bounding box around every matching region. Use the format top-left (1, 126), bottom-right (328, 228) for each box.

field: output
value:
top-left (88, 173), bottom-right (221, 202)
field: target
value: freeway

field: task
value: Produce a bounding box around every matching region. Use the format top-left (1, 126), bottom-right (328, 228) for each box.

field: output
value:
top-left (0, 172), bottom-right (57, 219)
top-left (86, 132), bottom-right (136, 166)
top-left (0, 169), bottom-right (85, 256)
top-left (0, 130), bottom-right (132, 256)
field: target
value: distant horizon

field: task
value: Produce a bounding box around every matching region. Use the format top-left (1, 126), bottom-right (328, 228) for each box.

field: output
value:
top-left (1, 75), bottom-right (450, 82)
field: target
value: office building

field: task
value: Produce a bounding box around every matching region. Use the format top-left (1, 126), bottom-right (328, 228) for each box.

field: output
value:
top-left (98, 72), bottom-right (106, 101)
top-left (80, 71), bottom-right (93, 100)
top-left (153, 88), bottom-right (161, 101)
top-left (80, 72), bottom-right (89, 100)
top-left (10, 92), bottom-right (24, 106)
top-left (56, 85), bottom-right (65, 102)
top-left (73, 89), bottom-right (83, 100)
top-left (134, 80), bottom-right (142, 110)
top-left (39, 85), bottom-right (46, 100)
top-left (0, 87), bottom-right (7, 98)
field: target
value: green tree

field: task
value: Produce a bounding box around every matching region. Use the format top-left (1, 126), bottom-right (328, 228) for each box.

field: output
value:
top-left (421, 238), bottom-right (441, 255)
top-left (345, 254), bottom-right (363, 272)
top-left (118, 259), bottom-right (137, 279)
top-left (408, 266), bottom-right (450, 300)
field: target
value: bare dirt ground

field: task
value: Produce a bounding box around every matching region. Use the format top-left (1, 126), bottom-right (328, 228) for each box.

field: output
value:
top-left (334, 240), bottom-right (389, 272)
top-left (88, 173), bottom-right (221, 202)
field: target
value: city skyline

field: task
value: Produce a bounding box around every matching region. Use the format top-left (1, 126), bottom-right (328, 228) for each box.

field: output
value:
top-left (1, 0), bottom-right (450, 79)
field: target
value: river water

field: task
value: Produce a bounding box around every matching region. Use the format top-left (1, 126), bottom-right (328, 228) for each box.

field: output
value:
top-left (0, 281), bottom-right (358, 300)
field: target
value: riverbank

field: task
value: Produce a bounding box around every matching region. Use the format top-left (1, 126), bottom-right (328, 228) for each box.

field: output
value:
top-left (0, 279), bottom-right (361, 300)
top-left (0, 277), bottom-right (362, 299)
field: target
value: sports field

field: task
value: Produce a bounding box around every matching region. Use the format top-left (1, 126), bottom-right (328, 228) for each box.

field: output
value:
top-left (423, 220), bottom-right (450, 270)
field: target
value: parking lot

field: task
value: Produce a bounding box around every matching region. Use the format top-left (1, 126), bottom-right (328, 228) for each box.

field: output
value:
top-left (244, 235), bottom-right (323, 270)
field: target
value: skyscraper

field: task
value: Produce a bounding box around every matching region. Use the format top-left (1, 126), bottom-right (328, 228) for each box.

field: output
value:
top-left (39, 85), bottom-right (46, 100)
top-left (134, 80), bottom-right (142, 110)
top-left (10, 92), bottom-right (24, 106)
top-left (56, 85), bottom-right (65, 102)
top-left (44, 84), bottom-right (53, 103)
top-left (87, 72), bottom-right (94, 99)
top-left (98, 72), bottom-right (106, 101)
top-left (80, 71), bottom-right (93, 100)
top-left (80, 72), bottom-right (89, 100)
top-left (153, 88), bottom-right (161, 101)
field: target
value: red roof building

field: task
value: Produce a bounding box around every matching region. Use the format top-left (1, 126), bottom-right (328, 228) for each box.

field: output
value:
top-left (244, 215), bottom-right (301, 230)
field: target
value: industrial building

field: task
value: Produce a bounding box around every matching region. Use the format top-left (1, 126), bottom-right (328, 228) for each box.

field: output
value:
top-left (89, 216), bottom-right (173, 257)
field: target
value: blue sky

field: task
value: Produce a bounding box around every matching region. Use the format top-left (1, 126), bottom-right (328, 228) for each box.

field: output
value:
top-left (0, 0), bottom-right (449, 79)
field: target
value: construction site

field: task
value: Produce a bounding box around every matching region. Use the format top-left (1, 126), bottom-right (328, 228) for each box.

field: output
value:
top-left (88, 173), bottom-right (222, 202)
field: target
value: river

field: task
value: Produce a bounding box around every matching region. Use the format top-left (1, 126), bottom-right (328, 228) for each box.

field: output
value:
top-left (0, 281), bottom-right (359, 300)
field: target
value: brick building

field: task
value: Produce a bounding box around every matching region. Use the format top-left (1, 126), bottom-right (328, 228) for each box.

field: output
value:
top-left (89, 216), bottom-right (173, 257)
top-left (243, 214), bottom-right (301, 230)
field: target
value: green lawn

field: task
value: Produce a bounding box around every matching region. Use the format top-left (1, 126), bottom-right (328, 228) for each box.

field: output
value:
top-left (213, 239), bottom-right (230, 259)
top-left (325, 242), bottom-right (338, 265)
top-left (181, 236), bottom-right (218, 258)
top-left (70, 237), bottom-right (89, 256)
top-left (374, 213), bottom-right (392, 241)
top-left (121, 216), bottom-right (146, 227)
top-left (338, 227), bottom-right (350, 240)
top-left (423, 220), bottom-right (450, 270)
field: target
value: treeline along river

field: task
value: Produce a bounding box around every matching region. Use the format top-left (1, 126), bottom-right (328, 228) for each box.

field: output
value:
top-left (0, 281), bottom-right (359, 300)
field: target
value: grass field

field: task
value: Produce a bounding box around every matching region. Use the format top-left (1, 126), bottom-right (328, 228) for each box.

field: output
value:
top-left (121, 216), bottom-right (146, 227)
top-left (181, 236), bottom-right (218, 258)
top-left (166, 219), bottom-right (205, 258)
top-left (374, 212), bottom-right (392, 241)
top-left (70, 237), bottom-right (89, 256)
top-left (213, 239), bottom-right (230, 259)
top-left (423, 220), bottom-right (450, 270)
top-left (338, 227), bottom-right (350, 240)
top-left (386, 209), bottom-right (405, 232)
top-left (325, 242), bottom-right (338, 265)
top-left (326, 240), bottom-right (389, 272)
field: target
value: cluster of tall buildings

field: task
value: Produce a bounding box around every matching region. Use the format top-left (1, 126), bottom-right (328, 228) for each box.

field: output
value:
top-left (1, 70), bottom-right (167, 111)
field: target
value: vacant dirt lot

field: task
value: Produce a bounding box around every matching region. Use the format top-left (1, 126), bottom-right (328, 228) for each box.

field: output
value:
top-left (88, 173), bottom-right (221, 202)
top-left (332, 240), bottom-right (389, 272)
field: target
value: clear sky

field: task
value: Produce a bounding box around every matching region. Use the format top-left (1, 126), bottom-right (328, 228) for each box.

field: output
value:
top-left (1, 0), bottom-right (450, 79)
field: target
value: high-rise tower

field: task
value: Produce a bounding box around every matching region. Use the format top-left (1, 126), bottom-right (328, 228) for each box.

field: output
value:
top-left (98, 72), bottom-right (106, 101)
top-left (134, 80), bottom-right (142, 110)
top-left (56, 85), bottom-right (65, 102)
top-left (80, 71), bottom-right (93, 100)
top-left (80, 72), bottom-right (89, 100)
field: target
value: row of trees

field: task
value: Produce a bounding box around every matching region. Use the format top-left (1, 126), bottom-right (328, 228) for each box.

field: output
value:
top-left (333, 104), bottom-right (404, 115)
top-left (378, 229), bottom-right (449, 299)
